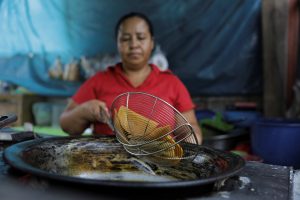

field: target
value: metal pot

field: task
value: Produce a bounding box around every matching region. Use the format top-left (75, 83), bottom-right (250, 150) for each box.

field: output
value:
top-left (4, 136), bottom-right (245, 196)
top-left (203, 128), bottom-right (249, 151)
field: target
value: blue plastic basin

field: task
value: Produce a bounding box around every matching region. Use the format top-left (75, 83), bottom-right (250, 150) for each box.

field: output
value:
top-left (251, 118), bottom-right (300, 169)
top-left (195, 109), bottom-right (215, 121)
top-left (223, 110), bottom-right (261, 127)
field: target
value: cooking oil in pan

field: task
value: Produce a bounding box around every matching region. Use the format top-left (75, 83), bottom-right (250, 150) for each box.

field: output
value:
top-left (67, 150), bottom-right (199, 182)
top-left (22, 137), bottom-right (208, 182)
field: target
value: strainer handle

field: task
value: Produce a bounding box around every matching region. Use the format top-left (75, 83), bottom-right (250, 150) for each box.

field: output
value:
top-left (99, 107), bottom-right (114, 131)
top-left (106, 118), bottom-right (114, 131)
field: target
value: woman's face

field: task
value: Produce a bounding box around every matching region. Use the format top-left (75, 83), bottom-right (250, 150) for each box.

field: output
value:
top-left (117, 17), bottom-right (154, 70)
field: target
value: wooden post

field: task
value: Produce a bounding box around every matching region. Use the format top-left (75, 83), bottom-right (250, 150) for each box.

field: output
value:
top-left (262, 0), bottom-right (289, 117)
top-left (287, 0), bottom-right (299, 108)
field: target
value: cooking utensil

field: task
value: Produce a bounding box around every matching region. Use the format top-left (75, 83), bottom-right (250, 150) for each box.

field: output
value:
top-left (3, 136), bottom-right (245, 195)
top-left (0, 114), bottom-right (17, 128)
top-left (0, 114), bottom-right (36, 142)
top-left (110, 92), bottom-right (198, 164)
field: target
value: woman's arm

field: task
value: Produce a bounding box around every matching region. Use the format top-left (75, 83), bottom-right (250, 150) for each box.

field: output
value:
top-left (59, 99), bottom-right (109, 135)
top-left (182, 109), bottom-right (203, 144)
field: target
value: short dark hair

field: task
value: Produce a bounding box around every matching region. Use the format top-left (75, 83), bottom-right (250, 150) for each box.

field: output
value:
top-left (115, 12), bottom-right (154, 38)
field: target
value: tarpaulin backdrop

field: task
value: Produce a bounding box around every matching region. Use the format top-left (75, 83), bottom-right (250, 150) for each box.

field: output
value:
top-left (0, 0), bottom-right (262, 96)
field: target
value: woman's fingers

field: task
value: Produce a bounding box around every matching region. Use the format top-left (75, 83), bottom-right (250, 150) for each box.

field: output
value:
top-left (82, 100), bottom-right (109, 122)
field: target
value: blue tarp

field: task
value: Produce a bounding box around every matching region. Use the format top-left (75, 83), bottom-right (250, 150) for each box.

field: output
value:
top-left (0, 0), bottom-right (262, 97)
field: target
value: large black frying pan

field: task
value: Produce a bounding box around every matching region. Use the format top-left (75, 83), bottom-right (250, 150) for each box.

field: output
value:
top-left (4, 136), bottom-right (245, 197)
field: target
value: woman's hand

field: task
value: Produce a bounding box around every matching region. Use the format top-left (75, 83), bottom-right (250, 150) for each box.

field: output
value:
top-left (60, 99), bottom-right (109, 135)
top-left (80, 100), bottom-right (110, 123)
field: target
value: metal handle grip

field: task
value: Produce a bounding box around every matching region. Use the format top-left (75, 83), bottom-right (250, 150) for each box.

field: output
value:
top-left (0, 114), bottom-right (17, 128)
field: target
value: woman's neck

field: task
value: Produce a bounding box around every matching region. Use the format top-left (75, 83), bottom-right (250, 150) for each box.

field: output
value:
top-left (122, 64), bottom-right (152, 87)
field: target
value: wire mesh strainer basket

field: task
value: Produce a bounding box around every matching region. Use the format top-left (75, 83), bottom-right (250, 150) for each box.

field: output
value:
top-left (111, 92), bottom-right (199, 165)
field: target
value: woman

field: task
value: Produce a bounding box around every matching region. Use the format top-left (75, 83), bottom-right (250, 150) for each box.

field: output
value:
top-left (60, 12), bottom-right (202, 144)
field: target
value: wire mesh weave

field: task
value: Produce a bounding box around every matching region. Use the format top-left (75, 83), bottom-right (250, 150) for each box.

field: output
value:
top-left (111, 92), bottom-right (199, 165)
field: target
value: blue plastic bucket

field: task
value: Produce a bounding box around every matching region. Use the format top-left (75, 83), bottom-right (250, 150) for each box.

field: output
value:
top-left (251, 118), bottom-right (300, 169)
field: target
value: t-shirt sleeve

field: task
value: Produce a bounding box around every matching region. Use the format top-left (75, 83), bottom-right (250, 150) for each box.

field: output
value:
top-left (173, 77), bottom-right (195, 112)
top-left (72, 75), bottom-right (99, 104)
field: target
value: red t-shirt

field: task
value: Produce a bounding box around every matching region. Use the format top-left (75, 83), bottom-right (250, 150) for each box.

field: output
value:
top-left (72, 63), bottom-right (195, 135)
